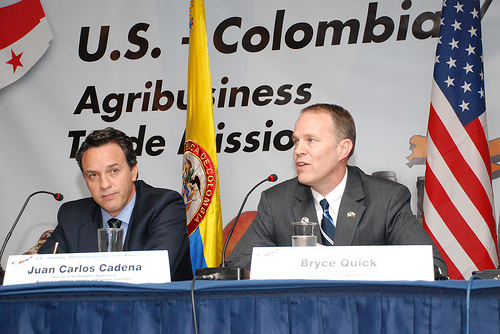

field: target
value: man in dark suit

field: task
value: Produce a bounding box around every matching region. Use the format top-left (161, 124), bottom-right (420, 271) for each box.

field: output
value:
top-left (226, 104), bottom-right (448, 277)
top-left (39, 127), bottom-right (192, 281)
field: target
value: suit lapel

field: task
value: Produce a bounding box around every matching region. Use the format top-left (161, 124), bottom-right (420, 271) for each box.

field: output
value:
top-left (335, 166), bottom-right (366, 245)
top-left (292, 183), bottom-right (317, 229)
top-left (125, 180), bottom-right (143, 250)
top-left (78, 207), bottom-right (101, 252)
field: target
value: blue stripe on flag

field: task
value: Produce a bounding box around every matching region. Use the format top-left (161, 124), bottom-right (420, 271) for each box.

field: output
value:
top-left (189, 227), bottom-right (207, 274)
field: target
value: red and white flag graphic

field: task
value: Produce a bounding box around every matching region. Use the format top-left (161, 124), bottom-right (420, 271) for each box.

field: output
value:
top-left (0, 0), bottom-right (53, 90)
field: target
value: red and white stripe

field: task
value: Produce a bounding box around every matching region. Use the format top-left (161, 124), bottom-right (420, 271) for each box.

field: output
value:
top-left (424, 80), bottom-right (498, 280)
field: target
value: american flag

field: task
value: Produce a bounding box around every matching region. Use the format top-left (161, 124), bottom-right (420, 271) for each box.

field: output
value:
top-left (423, 0), bottom-right (499, 280)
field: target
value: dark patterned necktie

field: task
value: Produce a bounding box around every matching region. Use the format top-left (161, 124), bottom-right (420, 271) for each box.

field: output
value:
top-left (320, 199), bottom-right (335, 246)
top-left (107, 218), bottom-right (122, 229)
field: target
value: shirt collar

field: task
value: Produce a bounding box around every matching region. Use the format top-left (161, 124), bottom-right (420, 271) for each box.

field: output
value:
top-left (101, 192), bottom-right (136, 226)
top-left (311, 168), bottom-right (348, 219)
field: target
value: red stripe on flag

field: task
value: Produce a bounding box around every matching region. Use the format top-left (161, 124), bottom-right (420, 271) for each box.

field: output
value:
top-left (425, 164), bottom-right (495, 270)
top-left (0, 0), bottom-right (45, 50)
top-left (423, 218), bottom-right (463, 279)
top-left (464, 120), bottom-right (498, 242)
top-left (465, 118), bottom-right (494, 176)
top-left (428, 105), bottom-right (495, 236)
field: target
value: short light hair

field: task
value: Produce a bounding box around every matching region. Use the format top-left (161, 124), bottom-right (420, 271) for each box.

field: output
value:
top-left (301, 103), bottom-right (356, 158)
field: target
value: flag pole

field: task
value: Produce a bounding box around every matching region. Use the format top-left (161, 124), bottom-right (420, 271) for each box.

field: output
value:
top-left (480, 0), bottom-right (493, 19)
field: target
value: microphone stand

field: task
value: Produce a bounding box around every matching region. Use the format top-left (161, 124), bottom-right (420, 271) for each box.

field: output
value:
top-left (220, 179), bottom-right (268, 267)
top-left (195, 175), bottom-right (277, 280)
top-left (0, 191), bottom-right (63, 284)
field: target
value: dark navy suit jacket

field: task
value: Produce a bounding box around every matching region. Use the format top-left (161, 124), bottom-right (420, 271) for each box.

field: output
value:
top-left (39, 180), bottom-right (193, 281)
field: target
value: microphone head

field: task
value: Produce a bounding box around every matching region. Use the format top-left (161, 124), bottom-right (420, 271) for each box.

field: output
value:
top-left (268, 174), bottom-right (278, 182)
top-left (53, 193), bottom-right (64, 201)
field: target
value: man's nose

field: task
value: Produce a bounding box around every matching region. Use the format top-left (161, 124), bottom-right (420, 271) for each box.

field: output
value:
top-left (99, 175), bottom-right (111, 189)
top-left (294, 140), bottom-right (305, 156)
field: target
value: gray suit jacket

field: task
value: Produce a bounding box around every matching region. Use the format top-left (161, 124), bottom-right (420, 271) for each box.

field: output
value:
top-left (226, 166), bottom-right (448, 276)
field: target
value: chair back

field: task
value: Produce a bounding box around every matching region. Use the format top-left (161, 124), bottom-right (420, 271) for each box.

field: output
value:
top-left (222, 211), bottom-right (257, 258)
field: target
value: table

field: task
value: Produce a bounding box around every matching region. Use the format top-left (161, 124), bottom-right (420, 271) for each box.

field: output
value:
top-left (1, 279), bottom-right (499, 333)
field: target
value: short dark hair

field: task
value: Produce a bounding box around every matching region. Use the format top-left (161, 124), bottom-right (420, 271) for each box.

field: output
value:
top-left (301, 103), bottom-right (356, 158)
top-left (75, 127), bottom-right (137, 172)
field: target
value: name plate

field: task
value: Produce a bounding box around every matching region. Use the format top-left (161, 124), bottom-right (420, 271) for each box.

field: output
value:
top-left (250, 245), bottom-right (434, 281)
top-left (3, 250), bottom-right (171, 285)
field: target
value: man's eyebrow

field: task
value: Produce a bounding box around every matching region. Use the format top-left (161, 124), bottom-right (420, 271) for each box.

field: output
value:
top-left (293, 132), bottom-right (317, 139)
top-left (84, 163), bottom-right (120, 174)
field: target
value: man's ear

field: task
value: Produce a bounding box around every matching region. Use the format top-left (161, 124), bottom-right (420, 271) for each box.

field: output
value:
top-left (132, 165), bottom-right (138, 182)
top-left (338, 139), bottom-right (353, 160)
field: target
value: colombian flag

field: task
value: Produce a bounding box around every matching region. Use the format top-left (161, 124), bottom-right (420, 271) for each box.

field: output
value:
top-left (182, 0), bottom-right (223, 273)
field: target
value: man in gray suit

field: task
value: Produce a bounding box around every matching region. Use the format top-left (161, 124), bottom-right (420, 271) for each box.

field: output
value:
top-left (226, 103), bottom-right (448, 278)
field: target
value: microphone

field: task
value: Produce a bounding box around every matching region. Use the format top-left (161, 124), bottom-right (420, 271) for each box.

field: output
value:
top-left (220, 174), bottom-right (277, 267)
top-left (53, 193), bottom-right (64, 201)
top-left (196, 174), bottom-right (278, 280)
top-left (0, 191), bottom-right (64, 284)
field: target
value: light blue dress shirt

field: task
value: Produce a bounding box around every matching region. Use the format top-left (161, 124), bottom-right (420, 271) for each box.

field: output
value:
top-left (101, 192), bottom-right (136, 245)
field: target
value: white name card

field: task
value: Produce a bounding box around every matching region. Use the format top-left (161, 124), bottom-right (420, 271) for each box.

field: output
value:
top-left (250, 245), bottom-right (434, 281)
top-left (3, 250), bottom-right (171, 285)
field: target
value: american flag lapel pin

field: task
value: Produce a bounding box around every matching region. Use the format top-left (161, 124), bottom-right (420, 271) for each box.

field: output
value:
top-left (347, 211), bottom-right (356, 218)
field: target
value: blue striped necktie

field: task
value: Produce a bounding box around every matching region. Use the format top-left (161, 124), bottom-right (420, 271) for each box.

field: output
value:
top-left (320, 199), bottom-right (335, 246)
top-left (107, 218), bottom-right (122, 229)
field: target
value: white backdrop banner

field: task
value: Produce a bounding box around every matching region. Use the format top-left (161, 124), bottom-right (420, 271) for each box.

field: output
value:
top-left (1, 0), bottom-right (499, 267)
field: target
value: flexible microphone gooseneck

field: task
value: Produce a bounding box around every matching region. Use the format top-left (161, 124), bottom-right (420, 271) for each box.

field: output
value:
top-left (220, 174), bottom-right (278, 267)
top-left (0, 191), bottom-right (63, 284)
top-left (195, 174), bottom-right (278, 280)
